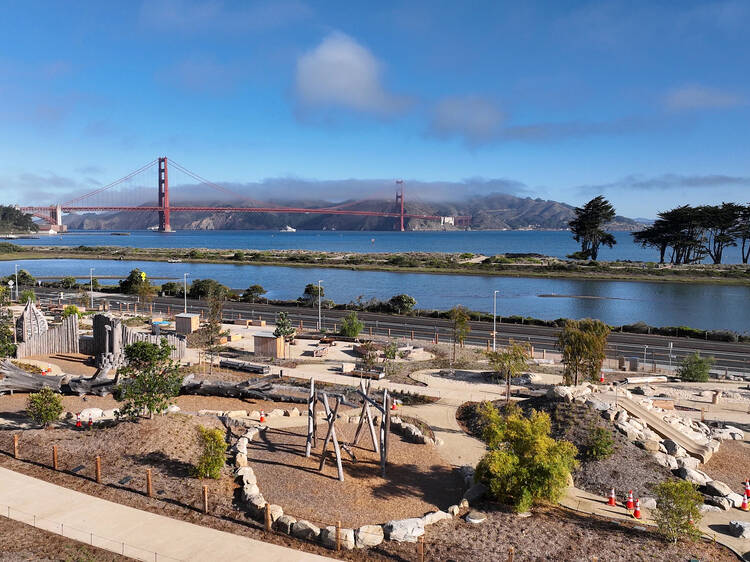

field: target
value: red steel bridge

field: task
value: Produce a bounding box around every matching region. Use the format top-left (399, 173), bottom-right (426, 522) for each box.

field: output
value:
top-left (20, 157), bottom-right (471, 232)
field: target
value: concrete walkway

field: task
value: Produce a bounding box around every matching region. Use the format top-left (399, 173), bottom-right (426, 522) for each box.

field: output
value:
top-left (0, 467), bottom-right (330, 562)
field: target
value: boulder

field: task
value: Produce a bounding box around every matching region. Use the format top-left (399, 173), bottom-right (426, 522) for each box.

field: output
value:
top-left (235, 466), bottom-right (256, 485)
top-left (676, 456), bottom-right (700, 470)
top-left (268, 504), bottom-right (283, 522)
top-left (320, 526), bottom-right (355, 550)
top-left (465, 511), bottom-right (487, 524)
top-left (236, 437), bottom-right (248, 455)
top-left (249, 410), bottom-right (261, 421)
top-left (463, 483), bottom-right (487, 503)
top-left (235, 453), bottom-right (248, 467)
top-left (422, 510), bottom-right (451, 526)
top-left (244, 494), bottom-right (266, 518)
top-left (384, 518), bottom-right (425, 543)
top-left (636, 440), bottom-right (660, 453)
top-left (447, 505), bottom-right (460, 516)
top-left (166, 404), bottom-right (180, 413)
top-left (601, 410), bottom-right (616, 422)
top-left (242, 483), bottom-right (260, 498)
top-left (245, 427), bottom-right (260, 441)
top-left (269, 409), bottom-right (285, 418)
top-left (198, 409), bottom-right (223, 416)
top-left (704, 495), bottom-right (732, 511)
top-left (287, 407), bottom-right (301, 417)
top-left (292, 520), bottom-right (321, 541)
top-left (459, 498), bottom-right (469, 509)
top-left (725, 425), bottom-right (745, 440)
top-left (704, 480), bottom-right (733, 497)
top-left (676, 467), bottom-right (711, 486)
top-left (615, 422), bottom-right (642, 441)
top-left (727, 492), bottom-right (744, 508)
top-left (699, 504), bottom-right (722, 513)
top-left (273, 514), bottom-right (296, 534)
top-left (547, 386), bottom-right (573, 401)
top-left (355, 525), bottom-right (384, 548)
top-left (662, 440), bottom-right (687, 458)
top-left (225, 410), bottom-right (247, 419)
top-left (584, 397), bottom-right (609, 411)
top-left (653, 452), bottom-right (678, 470)
top-left (729, 520), bottom-right (750, 538)
top-left (79, 407), bottom-right (104, 419)
top-left (640, 497), bottom-right (657, 510)
top-left (615, 410), bottom-right (628, 424)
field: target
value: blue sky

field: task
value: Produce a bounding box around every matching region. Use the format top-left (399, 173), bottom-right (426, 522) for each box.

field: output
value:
top-left (1, 0), bottom-right (748, 217)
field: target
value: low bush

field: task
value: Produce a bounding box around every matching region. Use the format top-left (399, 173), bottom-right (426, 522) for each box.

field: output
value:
top-left (585, 426), bottom-right (614, 460)
top-left (653, 480), bottom-right (702, 543)
top-left (677, 352), bottom-right (714, 382)
top-left (26, 387), bottom-right (63, 428)
top-left (193, 426), bottom-right (227, 479)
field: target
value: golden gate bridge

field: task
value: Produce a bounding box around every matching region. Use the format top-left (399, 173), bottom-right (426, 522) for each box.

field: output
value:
top-left (19, 157), bottom-right (471, 232)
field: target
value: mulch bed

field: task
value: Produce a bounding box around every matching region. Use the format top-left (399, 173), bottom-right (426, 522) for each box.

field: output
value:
top-left (375, 503), bottom-right (737, 561)
top-left (0, 516), bottom-right (127, 562)
top-left (703, 440), bottom-right (750, 490)
top-left (249, 422), bottom-right (464, 528)
top-left (456, 397), bottom-right (674, 497)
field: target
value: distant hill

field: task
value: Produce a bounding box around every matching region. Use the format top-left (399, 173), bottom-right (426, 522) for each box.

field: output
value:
top-left (62, 194), bottom-right (644, 231)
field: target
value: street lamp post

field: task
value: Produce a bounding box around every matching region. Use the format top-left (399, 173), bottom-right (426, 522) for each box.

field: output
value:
top-left (643, 345), bottom-right (648, 371)
top-left (89, 267), bottom-right (95, 310)
top-left (317, 280), bottom-right (323, 331)
top-left (492, 290), bottom-right (499, 351)
top-left (14, 264), bottom-right (19, 302)
top-left (183, 273), bottom-right (189, 314)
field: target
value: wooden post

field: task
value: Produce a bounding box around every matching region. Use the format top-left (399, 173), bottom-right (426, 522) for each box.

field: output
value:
top-left (418, 535), bottom-right (425, 562)
top-left (388, 328), bottom-right (391, 336)
top-left (52, 446), bottom-right (58, 470)
top-left (146, 469), bottom-right (153, 497)
top-left (508, 546), bottom-right (514, 562)
top-left (13, 434), bottom-right (18, 459)
top-left (411, 330), bottom-right (414, 340)
top-left (202, 485), bottom-right (209, 514)
top-left (336, 520), bottom-right (341, 551)
top-left (264, 503), bottom-right (272, 531)
top-left (306, 379), bottom-right (315, 457)
top-left (95, 455), bottom-right (101, 483)
top-left (435, 333), bottom-right (439, 344)
top-left (369, 326), bottom-right (373, 336)
top-left (486, 339), bottom-right (490, 351)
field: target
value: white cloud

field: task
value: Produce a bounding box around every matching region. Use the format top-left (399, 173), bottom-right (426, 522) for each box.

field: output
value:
top-left (429, 96), bottom-right (505, 144)
top-left (664, 85), bottom-right (746, 110)
top-left (295, 32), bottom-right (406, 116)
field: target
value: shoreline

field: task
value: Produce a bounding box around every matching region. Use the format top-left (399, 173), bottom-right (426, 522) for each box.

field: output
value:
top-left (1, 245), bottom-right (749, 286)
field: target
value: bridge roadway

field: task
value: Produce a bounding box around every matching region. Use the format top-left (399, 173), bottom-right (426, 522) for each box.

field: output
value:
top-left (89, 293), bottom-right (750, 374)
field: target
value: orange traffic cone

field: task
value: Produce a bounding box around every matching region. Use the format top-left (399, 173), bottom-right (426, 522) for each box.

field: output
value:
top-left (742, 494), bottom-right (749, 512)
top-left (626, 490), bottom-right (634, 511)
top-left (744, 480), bottom-right (750, 498)
top-left (75, 413), bottom-right (82, 428)
top-left (259, 410), bottom-right (266, 423)
top-left (391, 401), bottom-right (397, 411)
top-left (599, 373), bottom-right (605, 383)
top-left (633, 498), bottom-right (641, 519)
top-left (608, 488), bottom-right (616, 506)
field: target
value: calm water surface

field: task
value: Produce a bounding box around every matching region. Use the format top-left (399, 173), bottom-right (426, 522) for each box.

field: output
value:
top-left (5, 258), bottom-right (749, 333)
top-left (14, 229), bottom-right (747, 263)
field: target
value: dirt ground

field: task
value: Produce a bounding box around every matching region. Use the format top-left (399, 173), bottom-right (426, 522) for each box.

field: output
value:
top-left (375, 503), bottom-right (737, 562)
top-left (26, 353), bottom-right (98, 377)
top-left (0, 516), bottom-right (126, 561)
top-left (249, 422), bottom-right (464, 528)
top-left (703, 439), bottom-right (750, 491)
top-left (456, 398), bottom-right (675, 498)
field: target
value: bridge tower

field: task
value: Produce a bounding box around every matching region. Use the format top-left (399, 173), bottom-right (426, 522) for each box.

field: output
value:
top-left (395, 179), bottom-right (404, 231)
top-left (158, 156), bottom-right (172, 232)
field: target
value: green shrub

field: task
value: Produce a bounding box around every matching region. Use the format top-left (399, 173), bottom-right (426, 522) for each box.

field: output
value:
top-left (474, 402), bottom-right (578, 512)
top-left (193, 426), bottom-right (227, 479)
top-left (339, 311), bottom-right (364, 338)
top-left (62, 304), bottom-right (80, 318)
top-left (677, 353), bottom-right (714, 382)
top-left (585, 426), bottom-right (614, 460)
top-left (653, 480), bottom-right (702, 543)
top-left (26, 387), bottom-right (63, 428)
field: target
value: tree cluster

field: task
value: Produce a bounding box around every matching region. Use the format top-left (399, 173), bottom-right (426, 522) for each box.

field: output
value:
top-left (633, 202), bottom-right (750, 264)
top-left (568, 196), bottom-right (617, 261)
top-left (0, 206), bottom-right (38, 233)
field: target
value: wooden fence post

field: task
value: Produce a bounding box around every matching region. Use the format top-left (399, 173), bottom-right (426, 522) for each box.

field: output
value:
top-left (411, 330), bottom-right (414, 340)
top-left (95, 455), bottom-right (101, 484)
top-left (13, 434), bottom-right (18, 459)
top-left (336, 520), bottom-right (341, 551)
top-left (369, 326), bottom-right (373, 336)
top-left (265, 503), bottom-right (272, 531)
top-left (146, 469), bottom-right (153, 497)
top-left (202, 485), bottom-right (209, 514)
top-left (508, 546), bottom-right (514, 562)
top-left (52, 446), bottom-right (58, 470)
top-left (417, 535), bottom-right (424, 562)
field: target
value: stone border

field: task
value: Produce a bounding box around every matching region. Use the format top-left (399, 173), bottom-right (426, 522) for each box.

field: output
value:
top-left (229, 422), bottom-right (474, 550)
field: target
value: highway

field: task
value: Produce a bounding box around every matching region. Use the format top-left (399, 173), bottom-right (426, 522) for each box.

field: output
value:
top-left (75, 292), bottom-right (750, 375)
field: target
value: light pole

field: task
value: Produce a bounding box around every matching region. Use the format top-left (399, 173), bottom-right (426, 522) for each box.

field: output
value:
top-left (492, 290), bottom-right (499, 351)
top-left (668, 342), bottom-right (673, 370)
top-left (14, 264), bottom-right (19, 302)
top-left (643, 345), bottom-right (648, 371)
top-left (317, 280), bottom-right (323, 331)
top-left (183, 273), bottom-right (189, 314)
top-left (89, 267), bottom-right (95, 310)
